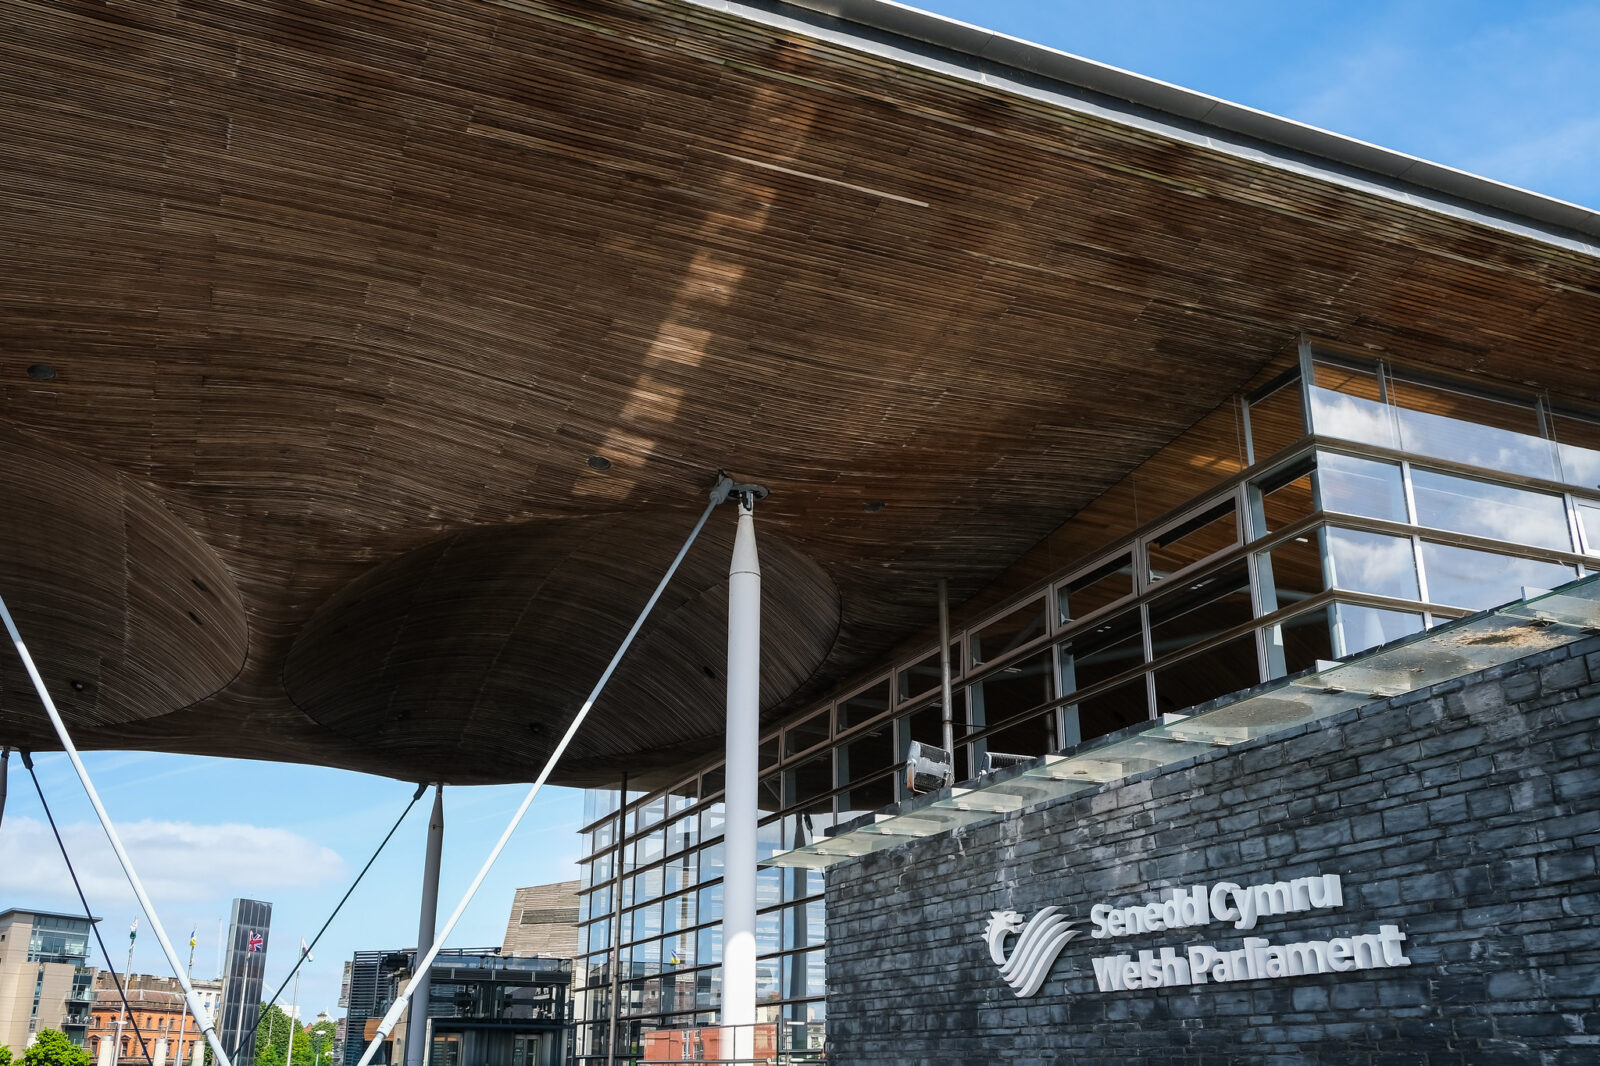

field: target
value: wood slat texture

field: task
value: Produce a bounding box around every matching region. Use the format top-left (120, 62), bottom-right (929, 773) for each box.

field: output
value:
top-left (1, 0), bottom-right (1598, 783)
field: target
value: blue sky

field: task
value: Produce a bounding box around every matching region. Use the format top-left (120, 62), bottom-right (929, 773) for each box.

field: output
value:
top-left (4, 0), bottom-right (1598, 1032)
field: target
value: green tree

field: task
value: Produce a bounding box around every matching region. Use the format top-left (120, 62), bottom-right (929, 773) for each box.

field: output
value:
top-left (306, 1019), bottom-right (337, 1066)
top-left (253, 1005), bottom-right (318, 1066)
top-left (0, 1043), bottom-right (14, 1065)
top-left (21, 1031), bottom-right (91, 1066)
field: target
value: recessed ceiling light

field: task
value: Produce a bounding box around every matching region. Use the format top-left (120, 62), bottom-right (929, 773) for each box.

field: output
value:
top-left (587, 455), bottom-right (612, 471)
top-left (864, 501), bottom-right (886, 513)
top-left (26, 364), bottom-right (56, 381)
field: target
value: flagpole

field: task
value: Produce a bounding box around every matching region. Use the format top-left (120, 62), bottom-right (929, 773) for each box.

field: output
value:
top-left (175, 929), bottom-right (195, 1066)
top-left (114, 921), bottom-right (136, 1066)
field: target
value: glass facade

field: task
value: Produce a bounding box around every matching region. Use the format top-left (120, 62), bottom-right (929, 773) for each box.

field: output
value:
top-left (573, 344), bottom-right (1600, 1060)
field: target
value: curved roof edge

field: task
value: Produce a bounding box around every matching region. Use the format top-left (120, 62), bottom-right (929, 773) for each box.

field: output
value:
top-left (687, 0), bottom-right (1600, 258)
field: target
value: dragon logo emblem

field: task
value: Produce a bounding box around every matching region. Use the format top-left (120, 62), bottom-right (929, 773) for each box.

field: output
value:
top-left (984, 907), bottom-right (1081, 998)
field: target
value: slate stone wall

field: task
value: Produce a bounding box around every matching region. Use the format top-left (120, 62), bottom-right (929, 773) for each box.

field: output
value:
top-left (824, 637), bottom-right (1600, 1065)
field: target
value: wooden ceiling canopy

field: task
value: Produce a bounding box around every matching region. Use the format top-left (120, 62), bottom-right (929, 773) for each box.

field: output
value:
top-left (2, 0), bottom-right (1598, 784)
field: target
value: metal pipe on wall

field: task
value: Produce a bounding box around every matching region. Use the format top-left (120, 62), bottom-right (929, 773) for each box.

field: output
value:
top-left (938, 579), bottom-right (956, 774)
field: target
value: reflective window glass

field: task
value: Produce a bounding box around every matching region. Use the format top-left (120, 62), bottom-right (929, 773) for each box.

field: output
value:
top-left (1410, 468), bottom-right (1571, 552)
top-left (782, 900), bottom-right (827, 952)
top-left (1552, 410), bottom-right (1600, 491)
top-left (835, 770), bottom-right (895, 822)
top-left (836, 678), bottom-right (891, 731)
top-left (1579, 501), bottom-right (1600, 555)
top-left (968, 650), bottom-right (1053, 732)
top-left (1266, 605), bottom-right (1334, 677)
top-left (1152, 633), bottom-right (1260, 715)
top-left (1332, 603), bottom-right (1424, 657)
top-left (1307, 359), bottom-right (1397, 448)
top-left (1246, 376), bottom-right (1308, 462)
top-left (760, 735), bottom-right (778, 770)
top-left (970, 599), bottom-right (1048, 667)
top-left (1147, 500), bottom-right (1237, 581)
top-left (783, 752), bottom-right (832, 809)
top-left (1325, 527), bottom-right (1420, 601)
top-left (1146, 561), bottom-right (1252, 662)
top-left (896, 644), bottom-right (959, 703)
top-left (836, 721), bottom-right (895, 787)
top-left (895, 694), bottom-right (960, 761)
top-left (1418, 542), bottom-right (1575, 611)
top-left (1316, 452), bottom-right (1407, 522)
top-left (1059, 609), bottom-right (1144, 695)
top-left (1389, 374), bottom-right (1555, 480)
top-left (1249, 459), bottom-right (1315, 537)
top-left (1063, 677), bottom-right (1149, 748)
top-left (1057, 553), bottom-right (1135, 624)
top-left (1257, 530), bottom-right (1325, 614)
top-left (784, 710), bottom-right (829, 756)
top-left (981, 709), bottom-right (1057, 760)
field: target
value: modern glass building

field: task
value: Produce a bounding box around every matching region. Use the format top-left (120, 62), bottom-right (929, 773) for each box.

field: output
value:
top-left (571, 340), bottom-right (1600, 1060)
top-left (0, 909), bottom-right (97, 1054)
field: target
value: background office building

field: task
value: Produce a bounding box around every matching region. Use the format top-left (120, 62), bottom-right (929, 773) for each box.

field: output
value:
top-left (0, 910), bottom-right (97, 1055)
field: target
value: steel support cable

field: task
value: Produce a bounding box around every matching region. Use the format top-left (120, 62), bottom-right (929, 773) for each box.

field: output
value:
top-left (0, 592), bottom-right (235, 1066)
top-left (228, 783), bottom-right (428, 1063)
top-left (21, 750), bottom-right (159, 1066)
top-left (354, 478), bottom-right (736, 1066)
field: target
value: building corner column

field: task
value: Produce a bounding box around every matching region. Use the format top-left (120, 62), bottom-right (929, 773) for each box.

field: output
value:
top-left (723, 497), bottom-right (761, 1059)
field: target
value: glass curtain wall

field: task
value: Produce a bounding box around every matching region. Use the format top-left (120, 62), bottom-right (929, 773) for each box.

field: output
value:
top-left (573, 343), bottom-right (1600, 1061)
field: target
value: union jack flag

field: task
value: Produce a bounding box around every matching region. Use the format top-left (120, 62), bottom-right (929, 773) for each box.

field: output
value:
top-left (247, 931), bottom-right (264, 952)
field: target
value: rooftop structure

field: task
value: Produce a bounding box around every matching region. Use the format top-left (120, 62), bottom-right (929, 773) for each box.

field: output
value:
top-left (1, 0), bottom-right (1598, 785)
top-left (0, 909), bottom-right (97, 1054)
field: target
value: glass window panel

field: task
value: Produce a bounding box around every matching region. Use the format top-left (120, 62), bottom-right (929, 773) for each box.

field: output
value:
top-left (780, 948), bottom-right (826, 1001)
top-left (1410, 468), bottom-right (1571, 552)
top-left (758, 773), bottom-right (783, 819)
top-left (1146, 561), bottom-right (1252, 662)
top-left (1389, 374), bottom-right (1556, 480)
top-left (695, 964), bottom-right (721, 1009)
top-left (782, 867), bottom-right (824, 903)
top-left (638, 865), bottom-right (664, 902)
top-left (1266, 605), bottom-right (1335, 677)
top-left (784, 710), bottom-right (829, 756)
top-left (1418, 542), bottom-right (1576, 611)
top-left (639, 795), bottom-right (666, 831)
top-left (760, 735), bottom-right (778, 770)
top-left (1257, 530), bottom-right (1325, 614)
top-left (1058, 553), bottom-right (1135, 624)
top-left (1153, 633), bottom-right (1260, 714)
top-left (699, 841), bottom-right (724, 882)
top-left (1332, 603), bottom-right (1424, 657)
top-left (896, 644), bottom-right (960, 703)
top-left (757, 909), bottom-right (782, 958)
top-left (699, 802), bottom-right (725, 841)
top-left (1579, 501), bottom-right (1600, 555)
top-left (757, 865), bottom-right (782, 908)
top-left (970, 599), bottom-right (1048, 666)
top-left (1247, 376), bottom-right (1308, 462)
top-left (757, 815), bottom-right (784, 861)
top-left (1316, 452), bottom-right (1407, 523)
top-left (835, 770), bottom-right (895, 822)
top-left (1058, 609), bottom-right (1144, 695)
top-left (782, 900), bottom-right (827, 952)
top-left (1307, 359), bottom-right (1398, 448)
top-left (584, 789), bottom-right (620, 826)
top-left (981, 709), bottom-right (1057, 759)
top-left (756, 958), bottom-right (781, 1005)
top-left (836, 721), bottom-right (895, 786)
top-left (660, 892), bottom-right (696, 937)
top-left (665, 814), bottom-right (697, 857)
top-left (636, 827), bottom-right (664, 866)
top-left (633, 903), bottom-right (663, 944)
top-left (779, 805), bottom-right (836, 852)
top-left (895, 694), bottom-right (959, 760)
top-left (836, 678), bottom-right (891, 730)
top-left (968, 649), bottom-right (1053, 732)
top-left (1325, 527), bottom-right (1420, 600)
top-left (1552, 410), bottom-right (1600, 491)
top-left (1147, 500), bottom-right (1238, 581)
top-left (1062, 678), bottom-right (1149, 749)
top-left (1249, 459), bottom-right (1315, 538)
top-left (783, 751), bottom-right (833, 809)
top-left (700, 767), bottom-right (724, 798)
top-left (697, 880), bottom-right (722, 918)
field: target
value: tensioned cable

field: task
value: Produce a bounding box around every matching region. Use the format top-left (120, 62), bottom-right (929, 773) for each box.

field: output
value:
top-left (354, 477), bottom-right (738, 1066)
top-left (228, 783), bottom-right (428, 1063)
top-left (22, 750), bottom-right (158, 1066)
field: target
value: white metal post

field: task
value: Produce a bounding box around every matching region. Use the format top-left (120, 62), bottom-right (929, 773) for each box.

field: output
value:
top-left (722, 498), bottom-right (761, 1060)
top-left (284, 966), bottom-right (301, 1066)
top-left (405, 786), bottom-right (444, 1066)
top-left (114, 931), bottom-right (134, 1066)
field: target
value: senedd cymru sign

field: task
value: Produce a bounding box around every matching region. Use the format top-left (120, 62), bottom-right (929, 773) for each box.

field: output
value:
top-left (983, 871), bottom-right (1413, 998)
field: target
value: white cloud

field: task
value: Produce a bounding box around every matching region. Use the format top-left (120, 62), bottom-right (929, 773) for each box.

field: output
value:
top-left (0, 818), bottom-right (344, 905)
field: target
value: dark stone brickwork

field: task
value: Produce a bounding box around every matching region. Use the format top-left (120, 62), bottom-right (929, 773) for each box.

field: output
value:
top-left (825, 638), bottom-right (1600, 1065)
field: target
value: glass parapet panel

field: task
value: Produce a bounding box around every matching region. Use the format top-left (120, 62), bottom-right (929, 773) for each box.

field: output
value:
top-left (767, 574), bottom-right (1600, 869)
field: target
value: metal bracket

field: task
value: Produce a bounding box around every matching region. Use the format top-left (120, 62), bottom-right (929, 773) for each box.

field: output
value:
top-left (709, 469), bottom-right (769, 508)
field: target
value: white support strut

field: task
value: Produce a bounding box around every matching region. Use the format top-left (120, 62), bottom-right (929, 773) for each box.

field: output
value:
top-left (0, 593), bottom-right (235, 1066)
top-left (354, 484), bottom-right (733, 1066)
top-left (722, 497), bottom-right (761, 1062)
